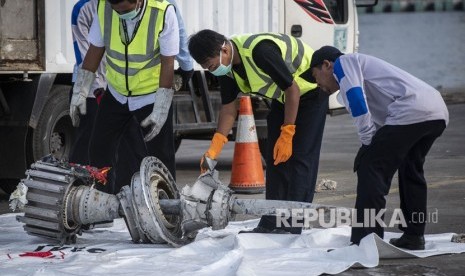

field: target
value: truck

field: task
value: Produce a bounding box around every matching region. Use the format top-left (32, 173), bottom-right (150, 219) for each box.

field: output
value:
top-left (0, 0), bottom-right (377, 193)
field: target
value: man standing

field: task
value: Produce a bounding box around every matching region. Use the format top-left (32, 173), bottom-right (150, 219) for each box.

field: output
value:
top-left (188, 30), bottom-right (329, 233)
top-left (70, 0), bottom-right (179, 193)
top-left (70, 0), bottom-right (143, 195)
top-left (310, 46), bottom-right (449, 249)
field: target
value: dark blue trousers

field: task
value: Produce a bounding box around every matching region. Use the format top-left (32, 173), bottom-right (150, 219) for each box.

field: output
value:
top-left (258, 89), bottom-right (329, 232)
top-left (351, 120), bottom-right (446, 244)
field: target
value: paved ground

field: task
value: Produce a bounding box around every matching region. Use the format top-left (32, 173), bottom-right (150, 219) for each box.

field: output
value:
top-left (1, 103), bottom-right (464, 275)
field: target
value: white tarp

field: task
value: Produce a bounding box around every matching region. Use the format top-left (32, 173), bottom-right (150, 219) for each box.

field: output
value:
top-left (1, 213), bottom-right (464, 276)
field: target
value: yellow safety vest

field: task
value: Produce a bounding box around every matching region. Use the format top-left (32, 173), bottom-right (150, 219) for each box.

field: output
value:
top-left (231, 33), bottom-right (317, 103)
top-left (98, 0), bottom-right (169, 96)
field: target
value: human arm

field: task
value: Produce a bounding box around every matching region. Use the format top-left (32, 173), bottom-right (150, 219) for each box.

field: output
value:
top-left (159, 55), bottom-right (175, 89)
top-left (82, 3), bottom-right (107, 89)
top-left (71, 1), bottom-right (93, 68)
top-left (200, 101), bottom-right (237, 172)
top-left (81, 7), bottom-right (106, 73)
top-left (167, 0), bottom-right (194, 86)
top-left (283, 81), bottom-right (300, 125)
top-left (140, 54), bottom-right (176, 141)
top-left (72, 0), bottom-right (106, 93)
top-left (70, 15), bottom-right (104, 126)
top-left (335, 57), bottom-right (376, 145)
top-left (70, 2), bottom-right (105, 127)
top-left (81, 44), bottom-right (105, 73)
top-left (199, 76), bottom-right (239, 172)
top-left (253, 40), bottom-right (299, 165)
top-left (204, 102), bottom-right (237, 160)
top-left (70, 44), bottom-right (105, 127)
top-left (140, 5), bottom-right (179, 141)
top-left (216, 101), bottom-right (238, 138)
top-left (272, 82), bottom-right (300, 165)
top-left (158, 4), bottom-right (179, 88)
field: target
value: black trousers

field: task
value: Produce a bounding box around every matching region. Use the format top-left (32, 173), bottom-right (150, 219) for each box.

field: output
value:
top-left (258, 89), bottom-right (329, 233)
top-left (88, 90), bottom-right (175, 194)
top-left (69, 90), bottom-right (142, 194)
top-left (69, 96), bottom-right (99, 165)
top-left (350, 120), bottom-right (446, 244)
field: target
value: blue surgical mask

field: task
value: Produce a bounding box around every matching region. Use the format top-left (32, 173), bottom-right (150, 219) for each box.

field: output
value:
top-left (211, 41), bottom-right (234, 77)
top-left (118, 1), bottom-right (141, 20)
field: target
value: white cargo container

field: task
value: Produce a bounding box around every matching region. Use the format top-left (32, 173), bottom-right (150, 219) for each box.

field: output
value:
top-left (177, 0), bottom-right (360, 58)
top-left (0, 0), bottom-right (377, 193)
top-left (2, 0), bottom-right (361, 72)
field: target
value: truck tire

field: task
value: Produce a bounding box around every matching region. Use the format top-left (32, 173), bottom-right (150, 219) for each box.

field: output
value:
top-left (32, 85), bottom-right (75, 161)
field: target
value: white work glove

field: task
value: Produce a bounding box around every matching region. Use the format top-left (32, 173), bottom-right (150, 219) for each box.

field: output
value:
top-left (70, 68), bottom-right (95, 127)
top-left (141, 87), bottom-right (174, 142)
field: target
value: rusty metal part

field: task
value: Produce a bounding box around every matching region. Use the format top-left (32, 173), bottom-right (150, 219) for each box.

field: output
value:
top-left (16, 160), bottom-right (91, 244)
top-left (66, 185), bottom-right (120, 225)
top-left (452, 234), bottom-right (465, 243)
top-left (230, 199), bottom-right (341, 216)
top-left (126, 157), bottom-right (187, 246)
top-left (14, 156), bottom-right (347, 247)
top-left (180, 170), bottom-right (233, 235)
top-left (14, 156), bottom-right (187, 246)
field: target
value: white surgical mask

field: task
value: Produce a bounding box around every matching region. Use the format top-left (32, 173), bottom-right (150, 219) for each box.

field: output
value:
top-left (118, 0), bottom-right (141, 20)
top-left (210, 41), bottom-right (234, 77)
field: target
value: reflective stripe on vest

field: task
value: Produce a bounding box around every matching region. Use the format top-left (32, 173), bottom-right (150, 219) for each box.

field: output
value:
top-left (231, 33), bottom-right (317, 103)
top-left (98, 0), bottom-right (169, 96)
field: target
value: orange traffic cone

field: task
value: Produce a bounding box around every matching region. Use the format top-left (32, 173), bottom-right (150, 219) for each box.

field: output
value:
top-left (230, 96), bottom-right (265, 194)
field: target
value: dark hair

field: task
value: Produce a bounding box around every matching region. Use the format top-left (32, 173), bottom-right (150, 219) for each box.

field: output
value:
top-left (310, 46), bottom-right (344, 70)
top-left (188, 29), bottom-right (227, 65)
top-left (107, 0), bottom-right (137, 5)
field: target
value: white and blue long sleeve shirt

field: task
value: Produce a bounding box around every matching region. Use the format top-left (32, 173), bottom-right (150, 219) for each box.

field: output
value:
top-left (334, 53), bottom-right (449, 145)
top-left (167, 0), bottom-right (193, 71)
top-left (71, 0), bottom-right (107, 96)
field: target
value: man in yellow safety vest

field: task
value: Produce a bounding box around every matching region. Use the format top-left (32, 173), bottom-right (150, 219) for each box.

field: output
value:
top-left (70, 0), bottom-right (179, 193)
top-left (189, 30), bottom-right (329, 234)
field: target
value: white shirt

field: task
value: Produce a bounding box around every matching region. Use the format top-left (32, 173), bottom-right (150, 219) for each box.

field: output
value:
top-left (88, 1), bottom-right (179, 111)
top-left (335, 53), bottom-right (449, 145)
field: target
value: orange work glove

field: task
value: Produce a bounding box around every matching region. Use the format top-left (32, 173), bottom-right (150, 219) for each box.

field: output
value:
top-left (273, 124), bottom-right (296, 165)
top-left (200, 132), bottom-right (228, 173)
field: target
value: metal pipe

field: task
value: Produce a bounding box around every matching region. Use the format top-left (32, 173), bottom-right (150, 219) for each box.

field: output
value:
top-left (159, 199), bottom-right (182, 215)
top-left (71, 187), bottom-right (121, 225)
top-left (231, 199), bottom-right (349, 216)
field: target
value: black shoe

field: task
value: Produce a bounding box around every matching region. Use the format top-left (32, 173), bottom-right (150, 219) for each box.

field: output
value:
top-left (269, 229), bottom-right (291, 234)
top-left (389, 234), bottom-right (425, 250)
top-left (239, 226), bottom-right (290, 234)
top-left (239, 226), bottom-right (273, 234)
